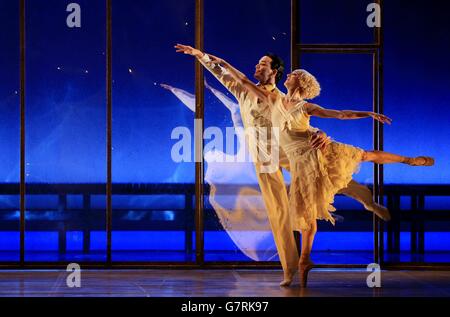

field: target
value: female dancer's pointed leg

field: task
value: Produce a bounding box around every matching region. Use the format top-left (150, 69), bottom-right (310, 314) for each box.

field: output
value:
top-left (340, 180), bottom-right (391, 221)
top-left (362, 150), bottom-right (434, 166)
top-left (299, 220), bottom-right (317, 287)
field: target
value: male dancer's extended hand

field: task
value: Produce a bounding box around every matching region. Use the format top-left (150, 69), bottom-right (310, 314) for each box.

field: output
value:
top-left (175, 44), bottom-right (204, 58)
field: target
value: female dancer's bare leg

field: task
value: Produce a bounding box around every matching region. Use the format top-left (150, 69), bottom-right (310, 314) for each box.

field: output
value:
top-left (362, 151), bottom-right (434, 166)
top-left (299, 220), bottom-right (317, 287)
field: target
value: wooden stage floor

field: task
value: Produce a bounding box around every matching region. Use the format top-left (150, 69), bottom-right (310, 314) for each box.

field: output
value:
top-left (0, 269), bottom-right (449, 297)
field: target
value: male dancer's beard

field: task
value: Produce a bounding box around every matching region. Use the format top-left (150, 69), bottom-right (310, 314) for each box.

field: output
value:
top-left (254, 74), bottom-right (267, 85)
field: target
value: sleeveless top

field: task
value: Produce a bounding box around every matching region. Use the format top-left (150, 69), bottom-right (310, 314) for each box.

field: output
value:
top-left (270, 97), bottom-right (318, 157)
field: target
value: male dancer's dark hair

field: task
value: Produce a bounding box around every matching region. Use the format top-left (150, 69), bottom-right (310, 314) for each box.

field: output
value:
top-left (265, 53), bottom-right (285, 84)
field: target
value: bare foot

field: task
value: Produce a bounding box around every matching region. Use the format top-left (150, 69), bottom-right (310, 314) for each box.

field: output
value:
top-left (364, 202), bottom-right (391, 221)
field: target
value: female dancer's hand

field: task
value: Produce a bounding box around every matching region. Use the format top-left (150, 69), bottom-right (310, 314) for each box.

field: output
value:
top-left (370, 112), bottom-right (392, 125)
top-left (310, 130), bottom-right (331, 150)
top-left (175, 44), bottom-right (204, 58)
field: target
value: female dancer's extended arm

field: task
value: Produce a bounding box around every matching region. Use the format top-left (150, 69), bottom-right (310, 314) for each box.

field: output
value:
top-left (305, 103), bottom-right (392, 125)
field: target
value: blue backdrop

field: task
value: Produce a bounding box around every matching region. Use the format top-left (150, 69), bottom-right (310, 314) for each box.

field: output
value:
top-left (0, 0), bottom-right (448, 262)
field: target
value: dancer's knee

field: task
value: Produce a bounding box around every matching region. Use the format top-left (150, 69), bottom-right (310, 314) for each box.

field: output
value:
top-left (302, 221), bottom-right (317, 235)
top-left (310, 221), bottom-right (317, 234)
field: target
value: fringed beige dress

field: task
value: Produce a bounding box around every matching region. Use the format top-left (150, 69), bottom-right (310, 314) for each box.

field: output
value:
top-left (271, 97), bottom-right (365, 231)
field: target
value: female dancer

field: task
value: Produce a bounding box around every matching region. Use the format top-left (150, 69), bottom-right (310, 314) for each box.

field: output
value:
top-left (202, 55), bottom-right (434, 287)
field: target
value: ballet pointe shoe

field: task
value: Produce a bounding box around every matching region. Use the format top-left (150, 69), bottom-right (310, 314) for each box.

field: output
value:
top-left (298, 260), bottom-right (314, 288)
top-left (364, 202), bottom-right (391, 221)
top-left (405, 156), bottom-right (435, 166)
top-left (279, 270), bottom-right (296, 287)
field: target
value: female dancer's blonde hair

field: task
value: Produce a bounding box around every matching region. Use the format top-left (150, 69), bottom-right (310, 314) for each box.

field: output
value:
top-left (292, 69), bottom-right (321, 100)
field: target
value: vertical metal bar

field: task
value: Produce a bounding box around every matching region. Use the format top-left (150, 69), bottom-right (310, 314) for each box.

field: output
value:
top-left (83, 194), bottom-right (91, 254)
top-left (373, 0), bottom-right (383, 265)
top-left (378, 0), bottom-right (385, 265)
top-left (58, 194), bottom-right (67, 254)
top-left (185, 193), bottom-right (193, 256)
top-left (374, 0), bottom-right (380, 45)
top-left (411, 195), bottom-right (418, 253)
top-left (418, 195), bottom-right (425, 254)
top-left (373, 51), bottom-right (379, 264)
top-left (195, 0), bottom-right (205, 266)
top-left (106, 0), bottom-right (112, 266)
top-left (394, 195), bottom-right (401, 252)
top-left (291, 0), bottom-right (299, 71)
top-left (387, 195), bottom-right (393, 253)
top-left (19, 0), bottom-right (26, 266)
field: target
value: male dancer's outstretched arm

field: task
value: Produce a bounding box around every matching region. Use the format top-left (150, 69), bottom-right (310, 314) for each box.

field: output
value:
top-left (175, 44), bottom-right (245, 100)
top-left (175, 44), bottom-right (330, 149)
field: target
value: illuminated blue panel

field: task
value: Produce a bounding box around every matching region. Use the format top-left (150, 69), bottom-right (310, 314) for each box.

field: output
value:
top-left (112, 231), bottom-right (185, 250)
top-left (0, 0), bottom-right (447, 265)
top-left (111, 0), bottom-right (195, 262)
top-left (25, 232), bottom-right (58, 251)
top-left (0, 232), bottom-right (20, 251)
top-left (24, 0), bottom-right (107, 261)
top-left (66, 231), bottom-right (83, 251)
top-left (425, 233), bottom-right (450, 251)
top-left (300, 0), bottom-right (375, 44)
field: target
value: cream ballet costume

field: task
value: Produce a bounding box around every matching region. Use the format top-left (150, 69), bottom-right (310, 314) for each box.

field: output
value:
top-left (268, 96), bottom-right (365, 231)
